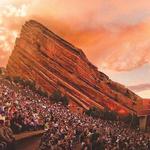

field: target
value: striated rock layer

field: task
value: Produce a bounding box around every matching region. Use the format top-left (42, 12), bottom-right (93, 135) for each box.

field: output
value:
top-left (6, 20), bottom-right (142, 114)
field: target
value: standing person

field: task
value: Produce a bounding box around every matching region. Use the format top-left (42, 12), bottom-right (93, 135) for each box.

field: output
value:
top-left (0, 115), bottom-right (16, 150)
top-left (10, 112), bottom-right (22, 134)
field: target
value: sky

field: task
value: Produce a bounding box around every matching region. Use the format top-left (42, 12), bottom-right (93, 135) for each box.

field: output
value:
top-left (0, 0), bottom-right (150, 98)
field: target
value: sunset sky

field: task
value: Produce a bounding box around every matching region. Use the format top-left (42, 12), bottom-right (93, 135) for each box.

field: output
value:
top-left (0, 0), bottom-right (150, 98)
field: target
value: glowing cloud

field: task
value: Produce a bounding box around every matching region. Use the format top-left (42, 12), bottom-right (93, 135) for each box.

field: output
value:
top-left (1, 0), bottom-right (150, 70)
top-left (0, 0), bottom-right (150, 98)
top-left (0, 2), bottom-right (28, 66)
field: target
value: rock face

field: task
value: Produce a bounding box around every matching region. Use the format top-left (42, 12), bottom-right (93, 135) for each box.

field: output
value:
top-left (6, 20), bottom-right (142, 114)
top-left (138, 99), bottom-right (150, 116)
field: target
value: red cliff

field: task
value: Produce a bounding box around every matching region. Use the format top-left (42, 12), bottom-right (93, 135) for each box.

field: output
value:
top-left (6, 20), bottom-right (142, 114)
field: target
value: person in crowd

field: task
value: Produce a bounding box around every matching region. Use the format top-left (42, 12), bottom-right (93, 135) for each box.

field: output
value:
top-left (10, 112), bottom-right (23, 134)
top-left (0, 115), bottom-right (15, 150)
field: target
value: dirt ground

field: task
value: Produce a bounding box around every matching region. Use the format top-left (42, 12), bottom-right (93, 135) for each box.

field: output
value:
top-left (15, 135), bottom-right (41, 150)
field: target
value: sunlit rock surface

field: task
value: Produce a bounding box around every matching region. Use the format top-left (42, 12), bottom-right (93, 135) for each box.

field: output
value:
top-left (6, 20), bottom-right (142, 114)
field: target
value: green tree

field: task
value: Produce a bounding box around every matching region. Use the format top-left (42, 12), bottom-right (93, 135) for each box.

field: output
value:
top-left (60, 95), bottom-right (69, 106)
top-left (42, 91), bottom-right (48, 98)
top-left (85, 107), bottom-right (118, 121)
top-left (122, 114), bottom-right (139, 128)
top-left (85, 107), bottom-right (102, 118)
top-left (102, 108), bottom-right (117, 121)
top-left (13, 76), bottom-right (21, 83)
top-left (122, 114), bottom-right (132, 123)
top-left (130, 114), bottom-right (139, 128)
top-left (50, 90), bottom-right (62, 103)
top-left (37, 87), bottom-right (46, 97)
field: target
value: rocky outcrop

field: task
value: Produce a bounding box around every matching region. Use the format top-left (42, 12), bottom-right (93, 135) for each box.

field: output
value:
top-left (138, 99), bottom-right (150, 116)
top-left (6, 20), bottom-right (142, 114)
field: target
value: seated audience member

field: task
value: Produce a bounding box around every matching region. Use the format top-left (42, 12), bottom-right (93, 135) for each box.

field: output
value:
top-left (0, 115), bottom-right (15, 150)
top-left (10, 112), bottom-right (22, 134)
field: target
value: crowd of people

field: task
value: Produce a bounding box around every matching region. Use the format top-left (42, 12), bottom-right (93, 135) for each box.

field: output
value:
top-left (39, 104), bottom-right (150, 150)
top-left (0, 79), bottom-right (50, 134)
top-left (0, 77), bottom-right (150, 150)
top-left (0, 78), bottom-right (51, 149)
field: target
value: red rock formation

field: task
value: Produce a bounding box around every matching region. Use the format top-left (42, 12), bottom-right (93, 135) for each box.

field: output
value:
top-left (138, 99), bottom-right (150, 116)
top-left (6, 20), bottom-right (142, 114)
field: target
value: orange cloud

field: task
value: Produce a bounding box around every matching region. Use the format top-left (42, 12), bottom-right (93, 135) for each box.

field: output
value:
top-left (128, 84), bottom-right (150, 92)
top-left (1, 0), bottom-right (150, 72)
